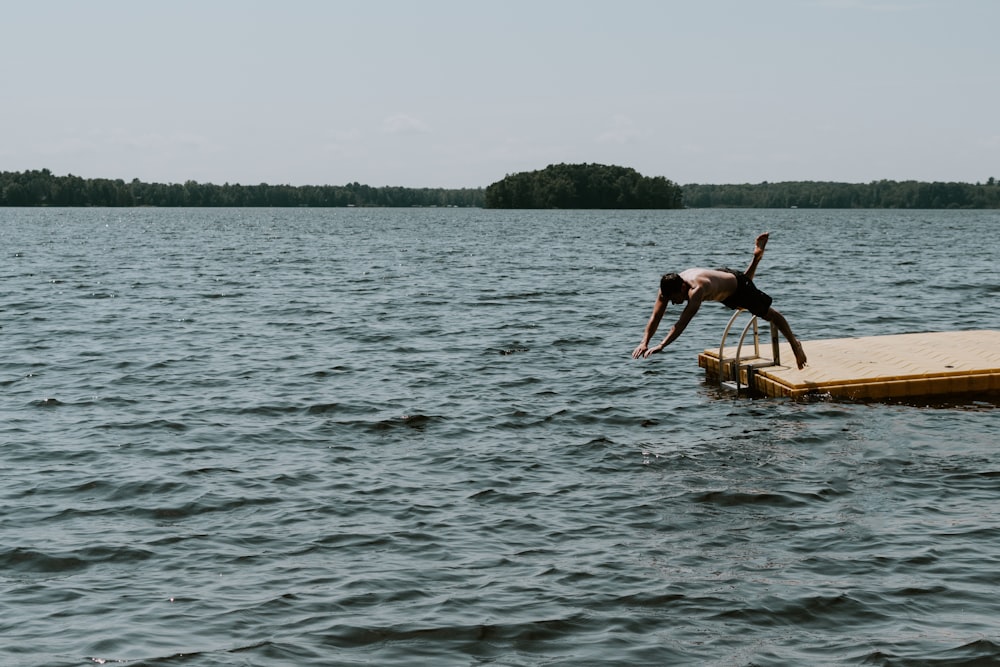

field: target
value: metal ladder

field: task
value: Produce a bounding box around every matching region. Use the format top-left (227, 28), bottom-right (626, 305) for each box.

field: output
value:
top-left (717, 309), bottom-right (782, 396)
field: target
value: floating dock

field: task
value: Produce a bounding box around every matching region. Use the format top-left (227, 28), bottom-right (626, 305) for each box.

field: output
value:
top-left (699, 329), bottom-right (1000, 400)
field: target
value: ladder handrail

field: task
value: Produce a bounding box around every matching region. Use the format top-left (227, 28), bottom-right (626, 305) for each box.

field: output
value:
top-left (731, 315), bottom-right (760, 394)
top-left (717, 309), bottom-right (758, 384)
top-left (716, 309), bottom-right (782, 393)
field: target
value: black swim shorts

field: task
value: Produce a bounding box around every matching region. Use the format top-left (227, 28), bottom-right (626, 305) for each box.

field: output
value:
top-left (720, 268), bottom-right (772, 317)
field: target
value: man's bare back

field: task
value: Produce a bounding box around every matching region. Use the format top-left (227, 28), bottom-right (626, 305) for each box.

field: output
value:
top-left (677, 268), bottom-right (739, 304)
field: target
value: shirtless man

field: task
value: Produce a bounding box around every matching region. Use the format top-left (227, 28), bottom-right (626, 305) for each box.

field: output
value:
top-left (631, 233), bottom-right (807, 369)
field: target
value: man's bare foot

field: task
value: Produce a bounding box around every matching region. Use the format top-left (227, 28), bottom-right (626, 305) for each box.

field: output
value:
top-left (791, 339), bottom-right (807, 370)
top-left (755, 232), bottom-right (769, 256)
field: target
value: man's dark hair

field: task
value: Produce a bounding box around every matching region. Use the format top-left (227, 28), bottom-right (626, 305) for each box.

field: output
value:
top-left (660, 272), bottom-right (683, 297)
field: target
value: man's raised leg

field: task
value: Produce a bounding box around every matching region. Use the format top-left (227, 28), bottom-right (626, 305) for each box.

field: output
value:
top-left (745, 232), bottom-right (769, 281)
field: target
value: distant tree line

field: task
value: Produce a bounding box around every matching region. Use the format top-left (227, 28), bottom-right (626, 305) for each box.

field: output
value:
top-left (0, 169), bottom-right (484, 207)
top-left (4, 168), bottom-right (1000, 209)
top-left (484, 163), bottom-right (683, 209)
top-left (682, 179), bottom-right (1000, 209)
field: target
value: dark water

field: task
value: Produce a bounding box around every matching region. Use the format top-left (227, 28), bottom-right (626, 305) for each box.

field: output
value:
top-left (2, 207), bottom-right (998, 666)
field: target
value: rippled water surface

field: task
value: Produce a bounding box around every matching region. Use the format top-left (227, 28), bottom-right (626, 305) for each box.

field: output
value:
top-left (2, 208), bottom-right (998, 666)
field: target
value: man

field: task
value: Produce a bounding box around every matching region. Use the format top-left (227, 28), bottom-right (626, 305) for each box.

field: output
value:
top-left (631, 233), bottom-right (807, 369)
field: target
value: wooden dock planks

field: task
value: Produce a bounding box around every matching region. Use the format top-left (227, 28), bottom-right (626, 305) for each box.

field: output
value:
top-left (699, 329), bottom-right (1000, 400)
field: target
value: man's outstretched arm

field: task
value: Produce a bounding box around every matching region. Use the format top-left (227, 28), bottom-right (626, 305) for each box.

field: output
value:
top-left (632, 291), bottom-right (667, 359)
top-left (642, 293), bottom-right (702, 358)
top-left (744, 232), bottom-right (769, 281)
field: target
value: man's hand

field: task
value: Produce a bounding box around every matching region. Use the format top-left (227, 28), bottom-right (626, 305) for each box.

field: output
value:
top-left (633, 343), bottom-right (663, 359)
top-left (644, 343), bottom-right (664, 358)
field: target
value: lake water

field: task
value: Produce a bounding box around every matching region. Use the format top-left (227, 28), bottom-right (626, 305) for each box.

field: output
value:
top-left (1, 207), bottom-right (998, 666)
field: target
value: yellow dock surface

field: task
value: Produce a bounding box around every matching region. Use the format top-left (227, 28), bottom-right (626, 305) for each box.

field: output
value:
top-left (699, 329), bottom-right (1000, 400)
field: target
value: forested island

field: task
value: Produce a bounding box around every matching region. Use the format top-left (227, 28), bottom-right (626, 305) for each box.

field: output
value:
top-left (483, 163), bottom-right (683, 209)
top-left (2, 167), bottom-right (998, 209)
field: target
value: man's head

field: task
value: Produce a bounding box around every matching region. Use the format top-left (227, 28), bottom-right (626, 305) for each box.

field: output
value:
top-left (659, 273), bottom-right (687, 304)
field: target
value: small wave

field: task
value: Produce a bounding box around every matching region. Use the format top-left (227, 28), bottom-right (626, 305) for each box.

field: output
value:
top-left (31, 397), bottom-right (64, 407)
top-left (860, 638), bottom-right (1000, 666)
top-left (715, 592), bottom-right (890, 628)
top-left (0, 544), bottom-right (154, 574)
top-left (307, 365), bottom-right (351, 378)
top-left (96, 419), bottom-right (188, 431)
top-left (305, 402), bottom-right (341, 414)
top-left (614, 591), bottom-right (687, 607)
top-left (133, 494), bottom-right (283, 522)
top-left (89, 636), bottom-right (324, 665)
top-left (496, 347), bottom-right (530, 355)
top-left (199, 292), bottom-right (243, 299)
top-left (369, 413), bottom-right (440, 432)
top-left (58, 478), bottom-right (193, 504)
top-left (233, 403), bottom-right (302, 416)
top-left (691, 489), bottom-right (814, 508)
top-left (0, 547), bottom-right (89, 574)
top-left (315, 614), bottom-right (590, 649)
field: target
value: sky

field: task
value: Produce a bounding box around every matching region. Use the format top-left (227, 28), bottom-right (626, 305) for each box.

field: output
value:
top-left (2, 0), bottom-right (997, 188)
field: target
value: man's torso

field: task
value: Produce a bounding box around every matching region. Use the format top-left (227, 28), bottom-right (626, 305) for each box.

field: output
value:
top-left (679, 268), bottom-right (738, 303)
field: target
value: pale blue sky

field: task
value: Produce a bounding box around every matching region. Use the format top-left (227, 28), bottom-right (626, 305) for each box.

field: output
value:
top-left (2, 0), bottom-right (997, 187)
